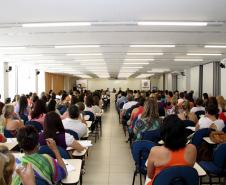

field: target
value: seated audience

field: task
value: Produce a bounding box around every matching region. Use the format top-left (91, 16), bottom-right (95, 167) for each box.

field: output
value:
top-left (39, 111), bottom-right (85, 152)
top-left (47, 99), bottom-right (61, 115)
top-left (84, 94), bottom-right (94, 113)
top-left (3, 105), bottom-right (24, 137)
top-left (190, 98), bottom-right (205, 113)
top-left (178, 100), bottom-right (198, 124)
top-left (134, 97), bottom-right (161, 140)
top-left (92, 95), bottom-right (102, 115)
top-left (203, 93), bottom-right (209, 107)
top-left (196, 103), bottom-right (225, 131)
top-left (62, 105), bottom-right (87, 138)
top-left (13, 126), bottom-right (67, 185)
top-left (146, 115), bottom-right (197, 185)
top-left (15, 95), bottom-right (30, 123)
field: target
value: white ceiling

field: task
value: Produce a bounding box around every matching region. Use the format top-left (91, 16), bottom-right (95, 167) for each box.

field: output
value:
top-left (0, 0), bottom-right (226, 78)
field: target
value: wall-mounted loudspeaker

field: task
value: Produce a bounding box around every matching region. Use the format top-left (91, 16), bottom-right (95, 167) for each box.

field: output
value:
top-left (6, 66), bottom-right (12, 72)
top-left (36, 70), bottom-right (40, 75)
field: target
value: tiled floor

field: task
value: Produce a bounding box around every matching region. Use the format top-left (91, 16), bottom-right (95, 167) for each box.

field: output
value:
top-left (83, 101), bottom-right (141, 185)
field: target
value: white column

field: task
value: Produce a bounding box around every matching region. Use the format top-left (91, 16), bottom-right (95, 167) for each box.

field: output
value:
top-left (2, 62), bottom-right (9, 100)
top-left (185, 68), bottom-right (191, 91)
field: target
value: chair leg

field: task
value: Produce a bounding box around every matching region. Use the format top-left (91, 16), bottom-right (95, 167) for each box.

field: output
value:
top-left (139, 173), bottom-right (142, 185)
top-left (132, 171), bottom-right (136, 185)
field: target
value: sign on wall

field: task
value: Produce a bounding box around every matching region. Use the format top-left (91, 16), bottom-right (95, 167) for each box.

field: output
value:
top-left (141, 79), bottom-right (150, 90)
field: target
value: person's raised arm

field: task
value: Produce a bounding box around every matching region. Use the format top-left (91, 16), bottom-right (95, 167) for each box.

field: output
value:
top-left (46, 138), bottom-right (67, 174)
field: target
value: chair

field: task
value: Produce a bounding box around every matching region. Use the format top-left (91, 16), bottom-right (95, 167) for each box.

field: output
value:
top-left (26, 121), bottom-right (43, 132)
top-left (3, 129), bottom-right (16, 138)
top-left (38, 145), bottom-right (71, 159)
top-left (19, 114), bottom-right (28, 123)
top-left (83, 111), bottom-right (95, 122)
top-left (195, 110), bottom-right (205, 120)
top-left (152, 166), bottom-right (199, 185)
top-left (141, 129), bottom-right (161, 144)
top-left (65, 129), bottom-right (79, 140)
top-left (199, 143), bottom-right (226, 185)
top-left (131, 140), bottom-right (155, 185)
top-left (191, 128), bottom-right (211, 149)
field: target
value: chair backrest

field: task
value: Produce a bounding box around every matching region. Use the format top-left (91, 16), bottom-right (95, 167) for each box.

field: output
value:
top-left (38, 145), bottom-right (71, 159)
top-left (19, 114), bottom-right (28, 123)
top-left (26, 121), bottom-right (43, 132)
top-left (141, 129), bottom-right (161, 143)
top-left (183, 120), bottom-right (195, 127)
top-left (131, 140), bottom-right (155, 174)
top-left (213, 143), bottom-right (226, 169)
top-left (191, 128), bottom-right (211, 148)
top-left (83, 111), bottom-right (95, 122)
top-left (3, 129), bottom-right (16, 138)
top-left (152, 166), bottom-right (199, 185)
top-left (195, 111), bottom-right (205, 120)
top-left (65, 129), bottom-right (79, 140)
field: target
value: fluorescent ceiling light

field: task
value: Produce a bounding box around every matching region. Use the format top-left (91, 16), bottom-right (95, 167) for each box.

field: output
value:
top-left (204, 45), bottom-right (226, 48)
top-left (124, 62), bottom-right (149, 65)
top-left (148, 68), bottom-right (170, 73)
top-left (80, 63), bottom-right (105, 65)
top-left (137, 21), bottom-right (208, 26)
top-left (67, 53), bottom-right (102, 56)
top-left (76, 75), bottom-right (92, 78)
top-left (121, 66), bottom-right (143, 69)
top-left (127, 53), bottom-right (163, 56)
top-left (136, 74), bottom-right (154, 78)
top-left (22, 22), bottom-right (91, 27)
top-left (0, 46), bottom-right (26, 49)
top-left (9, 54), bottom-right (43, 57)
top-left (187, 53), bottom-right (222, 56)
top-left (124, 59), bottom-right (154, 61)
top-left (130, 45), bottom-right (175, 48)
top-left (76, 59), bottom-right (104, 62)
top-left (55, 45), bottom-right (100, 48)
top-left (174, 59), bottom-right (203, 62)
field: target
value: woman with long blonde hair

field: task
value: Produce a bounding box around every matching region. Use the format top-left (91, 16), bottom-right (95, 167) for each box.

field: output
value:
top-left (133, 97), bottom-right (161, 140)
top-left (216, 96), bottom-right (226, 113)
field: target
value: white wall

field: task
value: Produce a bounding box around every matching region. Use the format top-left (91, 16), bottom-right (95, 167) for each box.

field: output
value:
top-left (87, 79), bottom-right (142, 91)
top-left (158, 75), bottom-right (164, 90)
top-left (177, 74), bottom-right (186, 92)
top-left (221, 68), bottom-right (226, 98)
top-left (203, 63), bottom-right (213, 96)
top-left (38, 70), bottom-right (45, 96)
top-left (0, 62), bottom-right (4, 101)
top-left (190, 66), bottom-right (200, 98)
top-left (165, 73), bottom-right (172, 91)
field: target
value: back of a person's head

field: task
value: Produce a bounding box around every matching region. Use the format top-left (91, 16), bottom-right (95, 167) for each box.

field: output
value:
top-left (17, 125), bottom-right (39, 152)
top-left (31, 99), bottom-right (47, 119)
top-left (0, 102), bottom-right (5, 116)
top-left (76, 102), bottom-right (85, 112)
top-left (138, 96), bottom-right (146, 106)
top-left (179, 92), bottom-right (184, 99)
top-left (5, 98), bottom-right (11, 104)
top-left (206, 103), bottom-right (219, 116)
top-left (68, 105), bottom-right (80, 119)
top-left (47, 99), bottom-right (56, 112)
top-left (208, 97), bottom-right (218, 107)
top-left (203, 93), bottom-right (209, 99)
top-left (121, 91), bottom-right (126, 97)
top-left (44, 111), bottom-right (65, 139)
top-left (0, 146), bottom-right (15, 185)
top-left (3, 104), bottom-right (14, 119)
top-left (127, 94), bottom-right (133, 101)
top-left (196, 98), bottom-right (204, 106)
top-left (61, 93), bottom-right (68, 101)
top-left (85, 95), bottom-right (93, 107)
top-left (18, 95), bottom-right (28, 115)
top-left (142, 97), bottom-right (159, 119)
top-left (161, 115), bottom-right (187, 151)
top-left (168, 91), bottom-right (173, 97)
top-left (93, 95), bottom-right (100, 106)
top-left (70, 95), bottom-right (79, 105)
